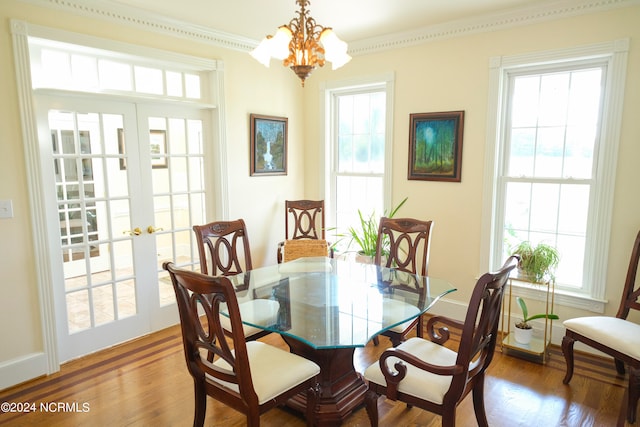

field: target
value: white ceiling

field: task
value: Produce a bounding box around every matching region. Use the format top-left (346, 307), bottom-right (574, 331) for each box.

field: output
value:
top-left (104, 0), bottom-right (571, 43)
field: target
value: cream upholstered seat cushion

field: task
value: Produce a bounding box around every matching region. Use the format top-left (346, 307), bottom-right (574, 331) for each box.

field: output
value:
top-left (563, 317), bottom-right (640, 360)
top-left (219, 299), bottom-right (280, 338)
top-left (210, 341), bottom-right (320, 405)
top-left (364, 337), bottom-right (457, 405)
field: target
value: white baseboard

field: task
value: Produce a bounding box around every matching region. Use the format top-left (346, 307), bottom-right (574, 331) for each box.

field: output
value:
top-left (0, 352), bottom-right (48, 390)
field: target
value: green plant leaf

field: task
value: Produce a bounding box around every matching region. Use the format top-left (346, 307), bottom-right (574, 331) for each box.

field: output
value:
top-left (526, 313), bottom-right (560, 321)
top-left (516, 296), bottom-right (560, 325)
top-left (516, 296), bottom-right (529, 321)
top-left (341, 197), bottom-right (408, 256)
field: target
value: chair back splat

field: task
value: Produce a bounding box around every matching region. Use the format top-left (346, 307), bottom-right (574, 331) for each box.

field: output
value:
top-left (163, 262), bottom-right (319, 427)
top-left (364, 256), bottom-right (518, 427)
top-left (285, 199), bottom-right (325, 240)
top-left (193, 219), bottom-right (252, 276)
top-left (372, 217), bottom-right (433, 346)
top-left (562, 230), bottom-right (640, 424)
top-left (193, 219), bottom-right (274, 342)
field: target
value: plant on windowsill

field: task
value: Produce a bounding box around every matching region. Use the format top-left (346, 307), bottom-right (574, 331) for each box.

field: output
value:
top-left (510, 241), bottom-right (560, 283)
top-left (342, 197), bottom-right (408, 263)
top-left (513, 296), bottom-right (559, 344)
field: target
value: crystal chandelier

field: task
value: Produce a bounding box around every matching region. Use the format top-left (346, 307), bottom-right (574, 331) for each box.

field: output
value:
top-left (250, 0), bottom-right (351, 87)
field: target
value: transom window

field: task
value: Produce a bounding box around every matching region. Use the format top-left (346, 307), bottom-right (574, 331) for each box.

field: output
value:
top-left (30, 41), bottom-right (202, 99)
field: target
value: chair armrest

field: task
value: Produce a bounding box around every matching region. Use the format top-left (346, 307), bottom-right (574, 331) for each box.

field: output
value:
top-left (425, 315), bottom-right (465, 345)
top-left (378, 347), bottom-right (463, 400)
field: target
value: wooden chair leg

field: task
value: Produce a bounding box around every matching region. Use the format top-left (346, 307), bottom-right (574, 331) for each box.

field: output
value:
top-left (372, 336), bottom-right (380, 346)
top-left (193, 380), bottom-right (207, 427)
top-left (472, 373), bottom-right (489, 427)
top-left (561, 334), bottom-right (575, 384)
top-left (442, 408), bottom-right (456, 427)
top-left (416, 315), bottom-right (424, 338)
top-left (628, 367), bottom-right (640, 423)
top-left (615, 358), bottom-right (627, 375)
top-left (365, 389), bottom-right (380, 427)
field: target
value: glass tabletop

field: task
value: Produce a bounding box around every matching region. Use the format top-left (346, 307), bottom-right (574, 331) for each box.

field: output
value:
top-left (225, 257), bottom-right (456, 349)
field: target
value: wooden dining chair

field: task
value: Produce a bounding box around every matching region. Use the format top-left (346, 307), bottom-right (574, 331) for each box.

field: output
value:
top-left (193, 219), bottom-right (273, 341)
top-left (277, 200), bottom-right (332, 263)
top-left (372, 217), bottom-right (433, 346)
top-left (562, 230), bottom-right (640, 424)
top-left (364, 256), bottom-right (518, 427)
top-left (163, 262), bottom-right (320, 427)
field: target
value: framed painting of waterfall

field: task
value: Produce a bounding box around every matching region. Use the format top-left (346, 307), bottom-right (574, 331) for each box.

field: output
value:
top-left (250, 113), bottom-right (288, 176)
top-left (408, 110), bottom-right (464, 182)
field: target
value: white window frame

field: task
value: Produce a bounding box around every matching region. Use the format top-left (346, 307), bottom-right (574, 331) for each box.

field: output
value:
top-left (480, 39), bottom-right (629, 313)
top-left (319, 73), bottom-right (395, 236)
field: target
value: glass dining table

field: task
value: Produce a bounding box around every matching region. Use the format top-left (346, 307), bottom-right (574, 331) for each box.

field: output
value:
top-left (224, 256), bottom-right (456, 426)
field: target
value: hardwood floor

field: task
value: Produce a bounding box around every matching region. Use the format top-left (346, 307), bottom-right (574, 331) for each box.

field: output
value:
top-left (0, 323), bottom-right (633, 426)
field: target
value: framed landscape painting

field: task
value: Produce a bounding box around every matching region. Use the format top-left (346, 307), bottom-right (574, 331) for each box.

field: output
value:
top-left (250, 114), bottom-right (288, 176)
top-left (408, 110), bottom-right (464, 182)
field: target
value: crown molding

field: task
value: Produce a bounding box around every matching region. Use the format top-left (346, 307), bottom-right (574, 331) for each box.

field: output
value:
top-left (17, 0), bottom-right (258, 52)
top-left (16, 0), bottom-right (640, 56)
top-left (348, 0), bottom-right (640, 55)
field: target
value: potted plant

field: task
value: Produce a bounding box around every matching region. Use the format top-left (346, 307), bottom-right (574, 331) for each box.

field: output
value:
top-left (513, 296), bottom-right (559, 344)
top-left (344, 197), bottom-right (408, 262)
top-left (510, 241), bottom-right (560, 283)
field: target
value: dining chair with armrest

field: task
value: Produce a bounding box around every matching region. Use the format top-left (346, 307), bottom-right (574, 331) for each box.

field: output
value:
top-left (193, 219), bottom-right (273, 341)
top-left (364, 255), bottom-right (519, 427)
top-left (277, 200), bottom-right (332, 263)
top-left (372, 217), bottom-right (433, 346)
top-left (562, 230), bottom-right (640, 424)
top-left (163, 262), bottom-right (320, 427)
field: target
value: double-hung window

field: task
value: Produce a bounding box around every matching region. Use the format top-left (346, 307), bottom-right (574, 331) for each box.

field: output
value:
top-left (322, 75), bottom-right (394, 252)
top-left (483, 40), bottom-right (629, 311)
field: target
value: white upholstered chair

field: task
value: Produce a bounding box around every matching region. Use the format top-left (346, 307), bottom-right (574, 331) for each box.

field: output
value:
top-left (364, 256), bottom-right (518, 427)
top-left (192, 219), bottom-right (277, 341)
top-left (562, 230), bottom-right (640, 424)
top-left (163, 262), bottom-right (320, 427)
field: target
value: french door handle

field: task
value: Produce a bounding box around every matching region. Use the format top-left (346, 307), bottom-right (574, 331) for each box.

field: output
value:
top-left (124, 227), bottom-right (142, 236)
top-left (147, 226), bottom-right (163, 234)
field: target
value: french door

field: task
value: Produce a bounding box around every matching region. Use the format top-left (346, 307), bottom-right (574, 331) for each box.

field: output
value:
top-left (37, 96), bottom-right (207, 361)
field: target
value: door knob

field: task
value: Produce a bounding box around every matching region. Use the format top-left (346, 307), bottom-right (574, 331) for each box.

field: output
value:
top-left (124, 227), bottom-right (142, 236)
top-left (147, 226), bottom-right (163, 234)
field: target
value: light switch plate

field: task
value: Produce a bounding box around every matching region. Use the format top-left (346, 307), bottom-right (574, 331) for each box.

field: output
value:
top-left (0, 200), bottom-right (14, 218)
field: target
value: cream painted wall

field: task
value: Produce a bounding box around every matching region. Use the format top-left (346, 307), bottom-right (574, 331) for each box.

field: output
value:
top-left (0, 0), bottom-right (639, 389)
top-left (303, 6), bottom-right (640, 324)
